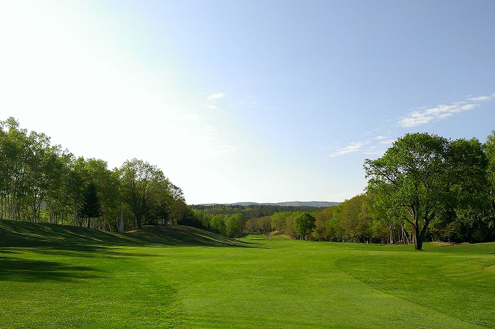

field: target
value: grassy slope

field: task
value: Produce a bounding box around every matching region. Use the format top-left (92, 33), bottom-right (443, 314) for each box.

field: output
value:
top-left (1, 220), bottom-right (494, 328)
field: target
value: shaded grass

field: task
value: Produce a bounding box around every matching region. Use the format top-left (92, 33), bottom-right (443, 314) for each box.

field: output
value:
top-left (0, 219), bottom-right (246, 248)
top-left (1, 221), bottom-right (495, 328)
top-left (0, 256), bottom-right (102, 282)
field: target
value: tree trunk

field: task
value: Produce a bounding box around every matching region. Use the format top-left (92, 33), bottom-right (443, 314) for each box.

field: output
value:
top-left (414, 225), bottom-right (423, 250)
top-left (135, 214), bottom-right (142, 229)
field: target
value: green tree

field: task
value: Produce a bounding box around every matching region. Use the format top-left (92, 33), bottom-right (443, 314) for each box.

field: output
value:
top-left (119, 159), bottom-right (170, 229)
top-left (294, 212), bottom-right (316, 240)
top-left (78, 182), bottom-right (102, 228)
top-left (313, 207), bottom-right (334, 240)
top-left (485, 131), bottom-right (495, 227)
top-left (210, 215), bottom-right (226, 235)
top-left (365, 133), bottom-right (488, 250)
top-left (225, 214), bottom-right (245, 237)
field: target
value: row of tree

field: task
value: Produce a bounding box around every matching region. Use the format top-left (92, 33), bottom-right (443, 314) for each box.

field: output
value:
top-left (241, 132), bottom-right (495, 249)
top-left (190, 204), bottom-right (325, 220)
top-left (0, 117), bottom-right (187, 231)
top-left (183, 211), bottom-right (246, 237)
top-left (3, 117), bottom-right (495, 249)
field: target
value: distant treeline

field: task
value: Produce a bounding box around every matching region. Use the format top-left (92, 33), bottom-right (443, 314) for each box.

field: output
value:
top-left (241, 132), bottom-right (495, 248)
top-left (190, 204), bottom-right (326, 220)
top-left (243, 192), bottom-right (495, 244)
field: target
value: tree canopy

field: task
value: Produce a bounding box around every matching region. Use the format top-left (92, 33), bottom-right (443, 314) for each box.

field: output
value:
top-left (364, 133), bottom-right (488, 250)
top-left (294, 212), bottom-right (316, 240)
top-left (78, 182), bottom-right (102, 228)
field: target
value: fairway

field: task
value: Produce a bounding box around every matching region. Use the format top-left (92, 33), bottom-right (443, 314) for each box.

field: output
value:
top-left (1, 221), bottom-right (495, 328)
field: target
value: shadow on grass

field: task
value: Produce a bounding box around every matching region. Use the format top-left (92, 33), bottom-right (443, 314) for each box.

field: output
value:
top-left (0, 256), bottom-right (102, 282)
top-left (0, 219), bottom-right (255, 250)
top-left (0, 220), bottom-right (259, 283)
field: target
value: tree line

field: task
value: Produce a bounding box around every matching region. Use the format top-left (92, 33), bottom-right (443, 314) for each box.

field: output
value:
top-left (3, 117), bottom-right (495, 248)
top-left (241, 132), bottom-right (495, 249)
top-left (0, 117), bottom-right (187, 231)
top-left (190, 204), bottom-right (326, 220)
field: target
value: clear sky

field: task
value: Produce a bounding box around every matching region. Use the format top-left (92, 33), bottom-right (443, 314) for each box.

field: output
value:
top-left (1, 0), bottom-right (494, 204)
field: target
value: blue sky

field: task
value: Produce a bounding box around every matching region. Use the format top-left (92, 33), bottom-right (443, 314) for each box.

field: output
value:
top-left (1, 0), bottom-right (494, 204)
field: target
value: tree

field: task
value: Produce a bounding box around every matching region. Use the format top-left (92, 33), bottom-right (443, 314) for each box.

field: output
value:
top-left (119, 159), bottom-right (170, 229)
top-left (364, 133), bottom-right (488, 250)
top-left (225, 214), bottom-right (245, 237)
top-left (210, 215), bottom-right (226, 234)
top-left (294, 212), bottom-right (316, 240)
top-left (78, 182), bottom-right (102, 228)
top-left (485, 131), bottom-right (495, 226)
top-left (313, 207), bottom-right (334, 240)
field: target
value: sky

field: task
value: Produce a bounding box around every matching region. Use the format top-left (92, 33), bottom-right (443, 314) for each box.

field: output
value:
top-left (1, 0), bottom-right (494, 204)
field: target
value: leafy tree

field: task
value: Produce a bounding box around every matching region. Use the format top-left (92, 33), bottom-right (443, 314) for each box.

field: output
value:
top-left (294, 212), bottom-right (316, 240)
top-left (78, 182), bottom-right (102, 228)
top-left (210, 215), bottom-right (226, 234)
top-left (225, 214), bottom-right (245, 237)
top-left (119, 159), bottom-right (170, 229)
top-left (365, 133), bottom-right (488, 250)
top-left (485, 131), bottom-right (495, 226)
top-left (313, 207), bottom-right (334, 240)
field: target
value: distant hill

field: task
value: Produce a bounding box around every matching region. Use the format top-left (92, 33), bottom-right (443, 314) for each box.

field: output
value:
top-left (199, 201), bottom-right (341, 207)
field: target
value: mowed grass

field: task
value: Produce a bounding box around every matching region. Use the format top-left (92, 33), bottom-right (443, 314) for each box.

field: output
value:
top-left (1, 220), bottom-right (495, 328)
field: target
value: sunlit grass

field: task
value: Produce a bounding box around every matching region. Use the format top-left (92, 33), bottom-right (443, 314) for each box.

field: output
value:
top-left (1, 220), bottom-right (494, 328)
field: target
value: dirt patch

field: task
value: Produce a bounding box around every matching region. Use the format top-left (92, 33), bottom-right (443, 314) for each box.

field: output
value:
top-left (432, 242), bottom-right (455, 246)
top-left (432, 241), bottom-right (471, 247)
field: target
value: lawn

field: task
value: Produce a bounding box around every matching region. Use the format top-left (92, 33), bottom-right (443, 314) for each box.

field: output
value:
top-left (1, 220), bottom-right (494, 328)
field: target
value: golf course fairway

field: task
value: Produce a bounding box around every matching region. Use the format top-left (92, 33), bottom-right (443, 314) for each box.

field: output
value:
top-left (1, 220), bottom-right (494, 328)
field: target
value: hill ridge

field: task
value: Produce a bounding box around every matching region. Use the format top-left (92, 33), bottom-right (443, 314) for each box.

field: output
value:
top-left (0, 219), bottom-right (243, 248)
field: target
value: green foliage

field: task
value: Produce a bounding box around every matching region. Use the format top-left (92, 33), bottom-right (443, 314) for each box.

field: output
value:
top-left (191, 204), bottom-right (325, 220)
top-left (0, 118), bottom-right (186, 231)
top-left (78, 182), bottom-right (102, 228)
top-left (364, 133), bottom-right (489, 250)
top-left (225, 214), bottom-right (245, 237)
top-left (293, 212), bottom-right (316, 240)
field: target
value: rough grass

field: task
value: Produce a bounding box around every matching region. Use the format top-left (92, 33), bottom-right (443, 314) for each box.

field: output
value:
top-left (1, 220), bottom-right (494, 328)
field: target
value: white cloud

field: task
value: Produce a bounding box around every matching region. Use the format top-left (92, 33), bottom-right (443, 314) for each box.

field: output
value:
top-left (207, 92), bottom-right (225, 102)
top-left (379, 139), bottom-right (395, 145)
top-left (362, 146), bottom-right (387, 156)
top-left (398, 93), bottom-right (493, 128)
top-left (468, 93), bottom-right (495, 102)
top-left (330, 141), bottom-right (367, 158)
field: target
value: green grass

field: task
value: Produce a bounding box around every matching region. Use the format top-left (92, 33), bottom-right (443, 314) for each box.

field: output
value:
top-left (1, 220), bottom-right (494, 328)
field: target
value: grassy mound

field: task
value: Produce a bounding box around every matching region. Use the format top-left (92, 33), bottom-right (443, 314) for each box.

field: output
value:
top-left (0, 219), bottom-right (242, 247)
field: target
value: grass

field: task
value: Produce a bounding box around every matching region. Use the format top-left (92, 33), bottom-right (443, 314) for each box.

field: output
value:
top-left (1, 220), bottom-right (494, 328)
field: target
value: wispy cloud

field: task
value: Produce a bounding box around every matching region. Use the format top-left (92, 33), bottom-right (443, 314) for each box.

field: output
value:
top-left (330, 141), bottom-right (368, 158)
top-left (237, 95), bottom-right (259, 108)
top-left (398, 93), bottom-right (494, 128)
top-left (207, 92), bottom-right (225, 101)
top-left (203, 92), bottom-right (225, 109)
top-left (379, 139), bottom-right (395, 145)
top-left (468, 93), bottom-right (495, 102)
